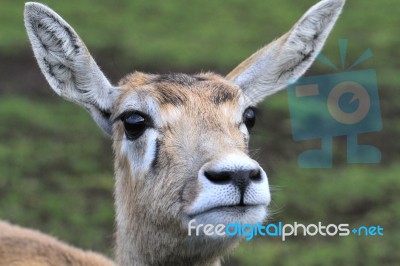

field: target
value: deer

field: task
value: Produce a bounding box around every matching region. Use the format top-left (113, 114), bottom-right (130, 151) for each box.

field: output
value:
top-left (0, 0), bottom-right (345, 265)
top-left (0, 220), bottom-right (115, 266)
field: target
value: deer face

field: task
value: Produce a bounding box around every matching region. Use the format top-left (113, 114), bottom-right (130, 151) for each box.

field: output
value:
top-left (112, 72), bottom-right (270, 231)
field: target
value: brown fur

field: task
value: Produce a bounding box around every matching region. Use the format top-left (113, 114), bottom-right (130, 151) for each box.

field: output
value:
top-left (0, 221), bottom-right (115, 266)
top-left (113, 72), bottom-right (246, 265)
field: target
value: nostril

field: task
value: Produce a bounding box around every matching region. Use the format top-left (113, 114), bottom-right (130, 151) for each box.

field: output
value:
top-left (204, 169), bottom-right (262, 185)
top-left (249, 169), bottom-right (262, 182)
top-left (204, 170), bottom-right (232, 185)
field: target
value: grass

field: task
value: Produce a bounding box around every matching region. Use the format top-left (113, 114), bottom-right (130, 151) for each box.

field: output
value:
top-left (0, 97), bottom-right (114, 254)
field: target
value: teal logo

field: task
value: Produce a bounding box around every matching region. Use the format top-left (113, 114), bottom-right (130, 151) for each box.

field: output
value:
top-left (287, 40), bottom-right (382, 168)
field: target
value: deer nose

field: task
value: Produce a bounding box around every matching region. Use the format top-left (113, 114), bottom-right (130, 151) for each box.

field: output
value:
top-left (204, 169), bottom-right (262, 193)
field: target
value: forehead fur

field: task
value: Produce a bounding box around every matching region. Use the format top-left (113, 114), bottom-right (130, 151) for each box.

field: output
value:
top-left (118, 72), bottom-right (241, 106)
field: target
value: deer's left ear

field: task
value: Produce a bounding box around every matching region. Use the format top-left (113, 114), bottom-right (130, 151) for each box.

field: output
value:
top-left (227, 0), bottom-right (345, 104)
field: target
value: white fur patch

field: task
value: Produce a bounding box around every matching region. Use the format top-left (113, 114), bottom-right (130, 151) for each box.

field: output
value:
top-left (121, 129), bottom-right (159, 175)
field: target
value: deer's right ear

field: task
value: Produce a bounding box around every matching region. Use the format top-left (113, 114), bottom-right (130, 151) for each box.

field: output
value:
top-left (24, 2), bottom-right (119, 135)
top-left (227, 0), bottom-right (345, 105)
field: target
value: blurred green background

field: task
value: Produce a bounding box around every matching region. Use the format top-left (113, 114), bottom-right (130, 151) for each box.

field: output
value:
top-left (0, 0), bottom-right (399, 265)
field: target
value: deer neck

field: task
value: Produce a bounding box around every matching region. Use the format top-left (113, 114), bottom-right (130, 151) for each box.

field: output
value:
top-left (113, 157), bottom-right (224, 266)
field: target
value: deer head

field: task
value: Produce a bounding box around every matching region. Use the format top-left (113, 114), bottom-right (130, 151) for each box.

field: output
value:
top-left (24, 0), bottom-right (345, 265)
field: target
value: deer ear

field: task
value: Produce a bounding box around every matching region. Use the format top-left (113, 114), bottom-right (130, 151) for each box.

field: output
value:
top-left (24, 2), bottom-right (119, 135)
top-left (227, 0), bottom-right (345, 104)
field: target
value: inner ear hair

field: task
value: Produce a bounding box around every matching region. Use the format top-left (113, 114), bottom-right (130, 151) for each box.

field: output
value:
top-left (24, 2), bottom-right (118, 135)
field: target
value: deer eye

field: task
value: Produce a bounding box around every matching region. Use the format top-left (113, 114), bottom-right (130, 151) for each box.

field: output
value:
top-left (243, 107), bottom-right (256, 131)
top-left (121, 112), bottom-right (149, 140)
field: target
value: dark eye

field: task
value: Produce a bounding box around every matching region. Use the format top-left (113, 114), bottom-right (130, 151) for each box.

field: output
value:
top-left (243, 107), bottom-right (256, 131)
top-left (121, 112), bottom-right (149, 140)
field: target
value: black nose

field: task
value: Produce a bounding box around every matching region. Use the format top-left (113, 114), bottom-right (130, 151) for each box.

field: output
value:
top-left (204, 169), bottom-right (262, 192)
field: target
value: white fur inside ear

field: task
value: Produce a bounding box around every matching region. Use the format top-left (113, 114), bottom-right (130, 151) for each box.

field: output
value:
top-left (229, 0), bottom-right (345, 104)
top-left (24, 2), bottom-right (117, 135)
top-left (24, 2), bottom-right (85, 96)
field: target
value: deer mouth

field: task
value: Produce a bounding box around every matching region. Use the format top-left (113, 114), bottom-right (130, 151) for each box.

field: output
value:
top-left (186, 203), bottom-right (267, 228)
top-left (185, 204), bottom-right (267, 241)
top-left (188, 203), bottom-right (262, 218)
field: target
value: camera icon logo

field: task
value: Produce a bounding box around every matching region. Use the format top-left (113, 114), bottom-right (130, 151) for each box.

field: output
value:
top-left (287, 40), bottom-right (382, 168)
